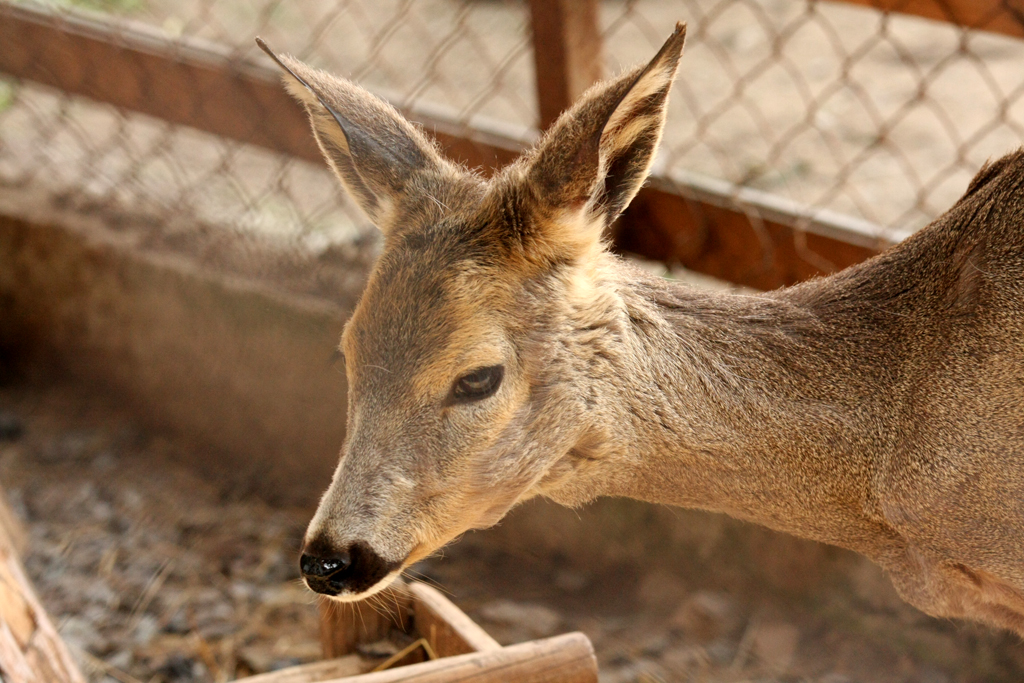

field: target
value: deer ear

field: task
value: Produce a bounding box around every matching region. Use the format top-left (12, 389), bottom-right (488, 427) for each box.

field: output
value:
top-left (519, 23), bottom-right (686, 255)
top-left (256, 39), bottom-right (446, 229)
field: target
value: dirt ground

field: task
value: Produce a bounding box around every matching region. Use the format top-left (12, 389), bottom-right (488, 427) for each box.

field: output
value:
top-left (2, 377), bottom-right (1024, 683)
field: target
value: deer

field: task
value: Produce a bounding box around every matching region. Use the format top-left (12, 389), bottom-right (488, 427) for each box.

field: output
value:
top-left (256, 24), bottom-right (1024, 637)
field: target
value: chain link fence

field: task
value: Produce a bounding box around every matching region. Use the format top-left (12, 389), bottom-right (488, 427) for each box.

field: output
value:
top-left (1, 0), bottom-right (1023, 290)
top-left (604, 0), bottom-right (1024, 240)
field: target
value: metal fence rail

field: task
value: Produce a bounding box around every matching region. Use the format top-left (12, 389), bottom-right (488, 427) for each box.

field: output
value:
top-left (1, 0), bottom-right (1023, 292)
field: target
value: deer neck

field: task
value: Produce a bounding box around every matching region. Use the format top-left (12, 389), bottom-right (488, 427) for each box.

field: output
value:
top-left (562, 261), bottom-right (900, 556)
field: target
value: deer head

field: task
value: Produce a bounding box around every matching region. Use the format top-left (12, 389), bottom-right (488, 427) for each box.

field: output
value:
top-left (258, 24), bottom-right (686, 600)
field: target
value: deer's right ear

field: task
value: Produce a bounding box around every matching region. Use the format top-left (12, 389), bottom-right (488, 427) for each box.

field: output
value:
top-left (257, 39), bottom-right (447, 229)
top-left (508, 24), bottom-right (686, 262)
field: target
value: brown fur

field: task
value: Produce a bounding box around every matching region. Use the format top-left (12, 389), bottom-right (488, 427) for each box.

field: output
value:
top-left (260, 27), bottom-right (1024, 635)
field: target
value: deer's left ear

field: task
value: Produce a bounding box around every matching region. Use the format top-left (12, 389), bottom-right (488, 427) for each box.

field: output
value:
top-left (512, 23), bottom-right (686, 258)
top-left (256, 38), bottom-right (449, 230)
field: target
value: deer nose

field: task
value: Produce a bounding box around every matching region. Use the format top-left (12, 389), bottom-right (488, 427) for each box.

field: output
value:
top-left (299, 548), bottom-right (352, 596)
top-left (299, 540), bottom-right (397, 597)
top-left (300, 551), bottom-right (351, 578)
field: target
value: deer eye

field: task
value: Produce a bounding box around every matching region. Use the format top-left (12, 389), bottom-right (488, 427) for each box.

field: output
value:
top-left (451, 365), bottom-right (504, 403)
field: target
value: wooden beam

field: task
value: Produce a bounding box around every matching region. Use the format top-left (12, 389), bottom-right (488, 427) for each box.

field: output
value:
top-left (236, 633), bottom-right (595, 683)
top-left (829, 0), bottom-right (1024, 39)
top-left (340, 633), bottom-right (596, 683)
top-left (528, 0), bottom-right (604, 129)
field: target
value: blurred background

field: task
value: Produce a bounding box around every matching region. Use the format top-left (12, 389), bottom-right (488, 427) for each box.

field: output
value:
top-left (2, 0), bottom-right (1024, 682)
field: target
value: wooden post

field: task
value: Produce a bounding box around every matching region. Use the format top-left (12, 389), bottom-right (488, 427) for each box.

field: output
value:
top-left (528, 0), bottom-right (604, 129)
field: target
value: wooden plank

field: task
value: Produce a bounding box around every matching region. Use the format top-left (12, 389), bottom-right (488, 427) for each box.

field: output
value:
top-left (408, 583), bottom-right (501, 657)
top-left (238, 633), bottom-right (594, 683)
top-left (830, 0), bottom-right (1024, 39)
top-left (0, 487), bottom-right (86, 683)
top-left (528, 0), bottom-right (604, 129)
top-left (0, 562), bottom-right (34, 648)
top-left (338, 632), bottom-right (595, 683)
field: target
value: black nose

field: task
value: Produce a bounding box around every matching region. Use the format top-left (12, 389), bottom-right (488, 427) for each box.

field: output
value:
top-left (299, 540), bottom-right (398, 596)
top-left (300, 550), bottom-right (351, 578)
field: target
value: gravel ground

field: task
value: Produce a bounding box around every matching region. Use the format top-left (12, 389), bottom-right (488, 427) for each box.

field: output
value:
top-left (0, 384), bottom-right (320, 682)
top-left (1, 378), bottom-right (1024, 683)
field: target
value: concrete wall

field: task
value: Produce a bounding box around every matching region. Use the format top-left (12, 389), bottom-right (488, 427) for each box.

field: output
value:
top-left (0, 188), bottom-right (353, 503)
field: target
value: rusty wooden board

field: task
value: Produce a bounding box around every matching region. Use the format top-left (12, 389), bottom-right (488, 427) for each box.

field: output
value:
top-left (831, 0), bottom-right (1024, 39)
top-left (618, 178), bottom-right (892, 290)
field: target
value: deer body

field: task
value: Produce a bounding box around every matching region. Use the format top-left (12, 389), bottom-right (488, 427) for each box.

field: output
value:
top-left (257, 27), bottom-right (1024, 636)
top-left (549, 176), bottom-right (1024, 632)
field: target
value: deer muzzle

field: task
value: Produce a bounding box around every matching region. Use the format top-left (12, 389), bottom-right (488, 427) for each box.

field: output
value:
top-left (298, 537), bottom-right (401, 598)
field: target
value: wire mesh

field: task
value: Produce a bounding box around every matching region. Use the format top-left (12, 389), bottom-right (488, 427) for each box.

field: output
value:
top-left (604, 0), bottom-right (1024, 242)
top-left (0, 0), bottom-right (535, 299)
top-left (2, 0), bottom-right (1024, 287)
